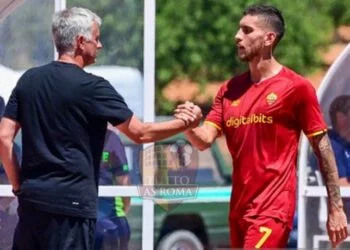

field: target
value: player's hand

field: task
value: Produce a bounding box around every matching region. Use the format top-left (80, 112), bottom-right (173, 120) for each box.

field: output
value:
top-left (327, 208), bottom-right (348, 247)
top-left (174, 101), bottom-right (202, 128)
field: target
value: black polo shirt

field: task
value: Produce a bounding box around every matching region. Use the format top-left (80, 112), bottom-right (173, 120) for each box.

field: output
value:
top-left (4, 61), bottom-right (133, 218)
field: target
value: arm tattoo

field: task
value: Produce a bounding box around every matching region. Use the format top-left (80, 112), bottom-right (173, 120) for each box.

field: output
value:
top-left (309, 132), bottom-right (343, 211)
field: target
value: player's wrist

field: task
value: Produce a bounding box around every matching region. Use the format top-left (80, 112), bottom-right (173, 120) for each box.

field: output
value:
top-left (328, 200), bottom-right (344, 212)
top-left (175, 116), bottom-right (190, 127)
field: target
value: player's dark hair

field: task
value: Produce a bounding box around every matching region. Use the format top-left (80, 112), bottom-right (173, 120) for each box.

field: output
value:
top-left (243, 4), bottom-right (285, 46)
top-left (329, 95), bottom-right (350, 128)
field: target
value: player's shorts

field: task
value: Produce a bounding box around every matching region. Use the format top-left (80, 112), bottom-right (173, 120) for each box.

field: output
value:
top-left (229, 215), bottom-right (291, 248)
top-left (12, 205), bottom-right (96, 250)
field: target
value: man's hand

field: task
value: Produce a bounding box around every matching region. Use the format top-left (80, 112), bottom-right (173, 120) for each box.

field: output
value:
top-left (174, 101), bottom-right (218, 151)
top-left (309, 132), bottom-right (349, 247)
top-left (327, 206), bottom-right (348, 247)
top-left (174, 101), bottom-right (203, 128)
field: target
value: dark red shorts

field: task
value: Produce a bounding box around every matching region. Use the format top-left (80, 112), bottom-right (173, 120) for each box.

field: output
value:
top-left (230, 215), bottom-right (291, 248)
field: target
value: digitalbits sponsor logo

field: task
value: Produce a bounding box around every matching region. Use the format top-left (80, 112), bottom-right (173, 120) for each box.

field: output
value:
top-left (138, 140), bottom-right (199, 211)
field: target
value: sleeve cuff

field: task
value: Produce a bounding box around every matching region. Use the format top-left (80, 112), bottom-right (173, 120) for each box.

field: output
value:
top-left (306, 129), bottom-right (328, 138)
top-left (204, 121), bottom-right (222, 131)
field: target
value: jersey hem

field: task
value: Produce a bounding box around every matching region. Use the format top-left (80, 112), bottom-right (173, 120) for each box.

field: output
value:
top-left (18, 198), bottom-right (97, 219)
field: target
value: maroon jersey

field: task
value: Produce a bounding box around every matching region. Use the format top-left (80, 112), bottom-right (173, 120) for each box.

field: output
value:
top-left (205, 67), bottom-right (327, 227)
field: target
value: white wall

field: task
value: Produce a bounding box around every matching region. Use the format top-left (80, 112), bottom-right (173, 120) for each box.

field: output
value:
top-left (0, 64), bottom-right (21, 103)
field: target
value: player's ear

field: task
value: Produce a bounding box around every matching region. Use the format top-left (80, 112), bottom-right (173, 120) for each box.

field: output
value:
top-left (264, 32), bottom-right (276, 47)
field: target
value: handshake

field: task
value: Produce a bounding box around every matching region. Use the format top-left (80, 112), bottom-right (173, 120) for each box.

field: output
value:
top-left (174, 101), bottom-right (203, 128)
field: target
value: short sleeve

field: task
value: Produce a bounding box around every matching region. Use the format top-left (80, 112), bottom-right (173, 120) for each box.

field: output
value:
top-left (102, 130), bottom-right (129, 176)
top-left (111, 163), bottom-right (129, 176)
top-left (294, 81), bottom-right (327, 137)
top-left (204, 85), bottom-right (224, 133)
top-left (88, 79), bottom-right (133, 126)
top-left (4, 86), bottom-right (20, 122)
top-left (111, 134), bottom-right (129, 176)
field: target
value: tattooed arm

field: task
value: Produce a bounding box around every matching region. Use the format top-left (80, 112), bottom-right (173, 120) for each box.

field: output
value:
top-left (309, 132), bottom-right (343, 210)
top-left (309, 132), bottom-right (348, 246)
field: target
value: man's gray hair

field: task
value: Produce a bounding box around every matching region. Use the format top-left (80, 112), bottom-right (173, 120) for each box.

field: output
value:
top-left (52, 7), bottom-right (102, 55)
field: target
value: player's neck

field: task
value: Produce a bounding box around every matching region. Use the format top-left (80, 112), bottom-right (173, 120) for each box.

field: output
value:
top-left (248, 57), bottom-right (282, 84)
top-left (57, 54), bottom-right (84, 68)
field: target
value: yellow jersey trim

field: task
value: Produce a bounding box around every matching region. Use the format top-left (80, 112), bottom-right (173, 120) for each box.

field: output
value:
top-left (307, 129), bottom-right (328, 138)
top-left (204, 121), bottom-right (222, 131)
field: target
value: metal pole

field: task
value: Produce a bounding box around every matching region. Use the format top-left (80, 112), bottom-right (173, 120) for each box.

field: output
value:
top-left (54, 0), bottom-right (66, 11)
top-left (297, 136), bottom-right (308, 248)
top-left (142, 0), bottom-right (156, 249)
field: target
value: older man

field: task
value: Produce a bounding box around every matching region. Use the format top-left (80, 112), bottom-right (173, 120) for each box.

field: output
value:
top-left (0, 7), bottom-right (201, 250)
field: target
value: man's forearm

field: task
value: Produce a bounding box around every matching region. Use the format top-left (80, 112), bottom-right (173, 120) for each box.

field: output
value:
top-left (310, 133), bottom-right (343, 211)
top-left (0, 141), bottom-right (20, 190)
top-left (185, 128), bottom-right (212, 151)
top-left (184, 123), bottom-right (220, 151)
top-left (140, 119), bottom-right (190, 143)
top-left (118, 116), bottom-right (197, 144)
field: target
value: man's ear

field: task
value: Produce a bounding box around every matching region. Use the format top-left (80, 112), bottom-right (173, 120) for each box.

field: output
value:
top-left (264, 32), bottom-right (277, 47)
top-left (76, 36), bottom-right (85, 50)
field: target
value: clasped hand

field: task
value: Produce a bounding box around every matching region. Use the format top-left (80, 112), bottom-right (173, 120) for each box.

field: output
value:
top-left (174, 101), bottom-right (202, 128)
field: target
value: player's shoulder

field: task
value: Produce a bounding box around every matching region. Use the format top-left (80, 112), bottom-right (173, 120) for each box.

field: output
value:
top-left (228, 71), bottom-right (250, 84)
top-left (222, 71), bottom-right (250, 89)
top-left (281, 67), bottom-right (313, 87)
top-left (280, 67), bottom-right (317, 96)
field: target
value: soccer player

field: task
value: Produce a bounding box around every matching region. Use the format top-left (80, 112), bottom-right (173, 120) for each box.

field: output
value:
top-left (175, 4), bottom-right (348, 248)
top-left (95, 126), bottom-right (131, 250)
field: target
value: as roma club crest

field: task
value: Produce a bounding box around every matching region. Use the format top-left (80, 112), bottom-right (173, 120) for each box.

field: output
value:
top-left (266, 92), bottom-right (278, 105)
top-left (231, 99), bottom-right (240, 107)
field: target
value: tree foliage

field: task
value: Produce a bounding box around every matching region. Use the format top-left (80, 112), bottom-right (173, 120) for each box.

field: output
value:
top-left (67, 0), bottom-right (144, 69)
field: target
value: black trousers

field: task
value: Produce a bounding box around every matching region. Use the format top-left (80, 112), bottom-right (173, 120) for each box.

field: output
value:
top-left (12, 206), bottom-right (96, 250)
